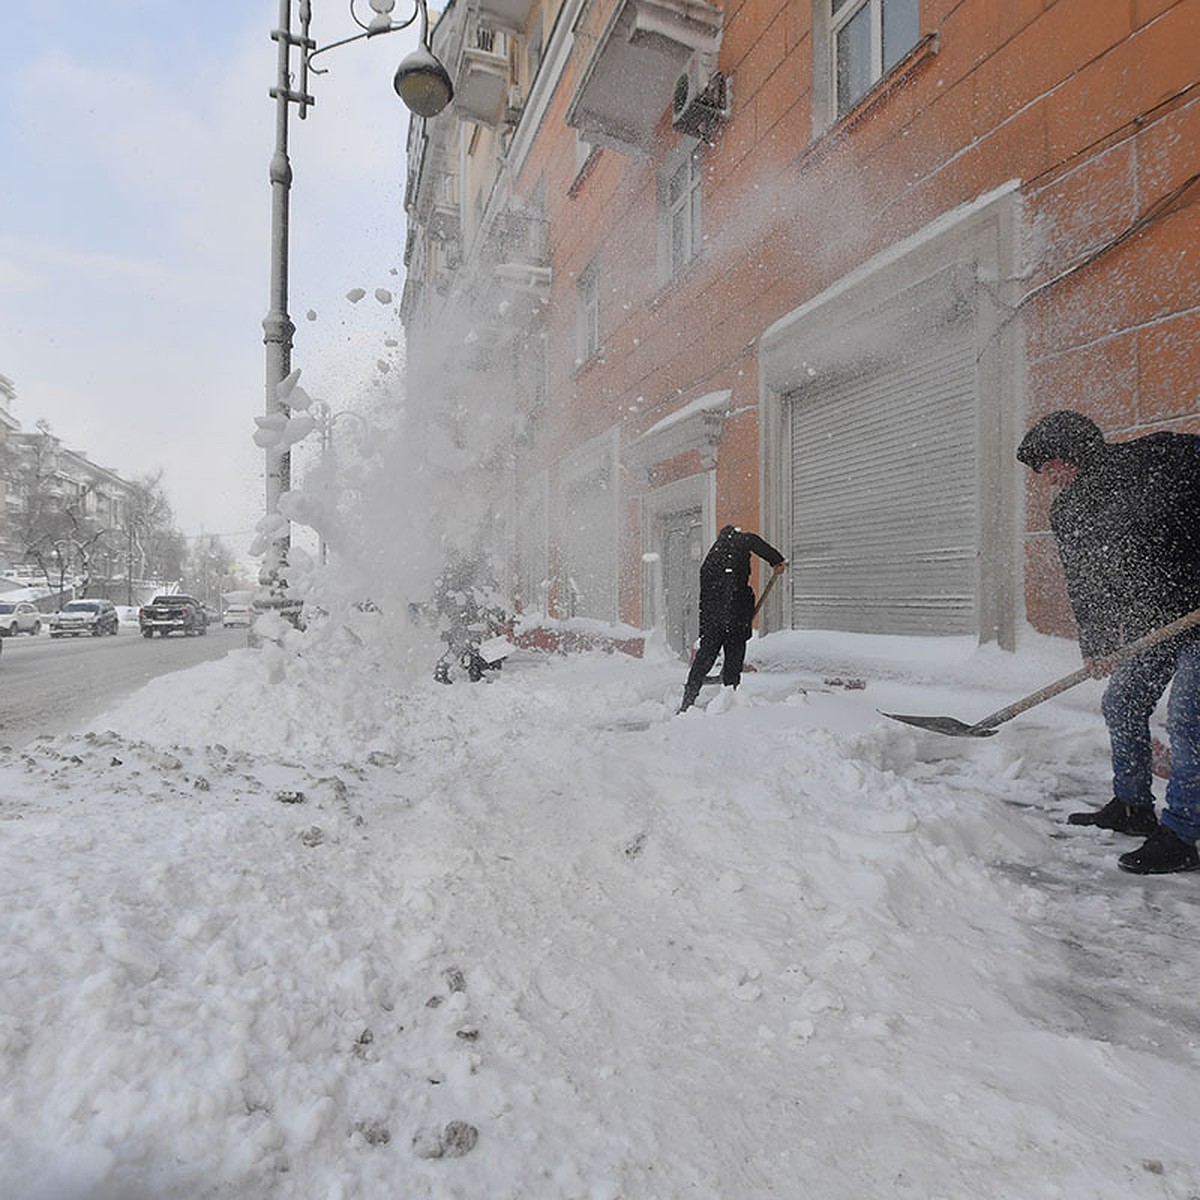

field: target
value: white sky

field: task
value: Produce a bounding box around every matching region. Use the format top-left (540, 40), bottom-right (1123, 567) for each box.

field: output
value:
top-left (0, 2), bottom-right (420, 554)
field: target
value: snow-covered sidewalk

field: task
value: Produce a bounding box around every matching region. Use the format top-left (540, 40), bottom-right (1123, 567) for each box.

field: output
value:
top-left (2, 629), bottom-right (1198, 1199)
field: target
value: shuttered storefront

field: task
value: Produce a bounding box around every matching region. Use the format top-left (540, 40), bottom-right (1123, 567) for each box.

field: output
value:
top-left (561, 469), bottom-right (618, 620)
top-left (516, 477), bottom-right (548, 615)
top-left (788, 336), bottom-right (978, 635)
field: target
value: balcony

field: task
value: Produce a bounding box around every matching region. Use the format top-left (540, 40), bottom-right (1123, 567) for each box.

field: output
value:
top-left (566, 0), bottom-right (723, 157)
top-left (428, 201), bottom-right (461, 243)
top-left (493, 262), bottom-right (552, 300)
top-left (455, 28), bottom-right (512, 127)
top-left (473, 0), bottom-right (536, 36)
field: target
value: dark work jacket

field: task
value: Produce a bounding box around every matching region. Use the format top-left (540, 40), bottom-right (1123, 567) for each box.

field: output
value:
top-left (1051, 432), bottom-right (1200, 658)
top-left (698, 529), bottom-right (785, 637)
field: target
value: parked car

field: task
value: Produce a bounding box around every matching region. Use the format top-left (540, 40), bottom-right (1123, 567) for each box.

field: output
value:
top-left (139, 594), bottom-right (209, 637)
top-left (223, 602), bottom-right (252, 627)
top-left (49, 598), bottom-right (120, 637)
top-left (0, 600), bottom-right (43, 636)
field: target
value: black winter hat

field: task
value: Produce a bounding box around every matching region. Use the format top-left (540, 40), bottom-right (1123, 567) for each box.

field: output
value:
top-left (1016, 410), bottom-right (1106, 470)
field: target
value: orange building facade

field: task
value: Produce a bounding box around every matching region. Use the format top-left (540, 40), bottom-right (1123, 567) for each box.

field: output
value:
top-left (402, 0), bottom-right (1200, 656)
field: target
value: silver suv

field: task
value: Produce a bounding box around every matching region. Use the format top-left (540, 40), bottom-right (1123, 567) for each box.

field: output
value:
top-left (49, 598), bottom-right (120, 637)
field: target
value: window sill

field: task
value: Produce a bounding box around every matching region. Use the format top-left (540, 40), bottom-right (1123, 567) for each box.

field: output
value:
top-left (573, 350), bottom-right (606, 377)
top-left (567, 147), bottom-right (603, 199)
top-left (648, 251), bottom-right (709, 312)
top-left (808, 31), bottom-right (941, 160)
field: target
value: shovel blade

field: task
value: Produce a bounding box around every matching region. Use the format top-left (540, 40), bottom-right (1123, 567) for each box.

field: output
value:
top-left (881, 712), bottom-right (997, 738)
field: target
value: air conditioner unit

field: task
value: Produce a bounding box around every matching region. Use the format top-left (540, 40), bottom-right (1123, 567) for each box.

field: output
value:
top-left (671, 53), bottom-right (731, 141)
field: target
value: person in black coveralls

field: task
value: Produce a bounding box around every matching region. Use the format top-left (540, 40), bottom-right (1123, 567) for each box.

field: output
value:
top-left (677, 525), bottom-right (787, 714)
top-left (1016, 410), bottom-right (1200, 874)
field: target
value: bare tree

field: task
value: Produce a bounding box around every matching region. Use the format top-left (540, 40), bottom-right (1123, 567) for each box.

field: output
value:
top-left (184, 535), bottom-right (250, 608)
top-left (125, 473), bottom-right (185, 591)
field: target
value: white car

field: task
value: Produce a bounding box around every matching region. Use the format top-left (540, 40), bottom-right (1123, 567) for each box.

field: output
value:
top-left (223, 603), bottom-right (252, 627)
top-left (0, 600), bottom-right (43, 636)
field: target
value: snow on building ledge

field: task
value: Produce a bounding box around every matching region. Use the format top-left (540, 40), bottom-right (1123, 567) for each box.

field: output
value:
top-left (623, 389), bottom-right (730, 479)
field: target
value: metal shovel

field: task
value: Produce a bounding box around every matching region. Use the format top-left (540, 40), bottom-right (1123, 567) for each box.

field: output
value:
top-left (881, 605), bottom-right (1200, 738)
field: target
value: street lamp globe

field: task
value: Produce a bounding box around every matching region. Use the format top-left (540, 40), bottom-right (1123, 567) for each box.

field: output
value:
top-left (394, 44), bottom-right (453, 116)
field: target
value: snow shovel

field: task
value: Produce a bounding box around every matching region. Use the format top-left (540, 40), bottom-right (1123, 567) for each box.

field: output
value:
top-left (752, 568), bottom-right (780, 618)
top-left (881, 605), bottom-right (1200, 738)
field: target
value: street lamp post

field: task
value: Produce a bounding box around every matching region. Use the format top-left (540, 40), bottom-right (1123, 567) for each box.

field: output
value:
top-left (260, 0), bottom-right (452, 611)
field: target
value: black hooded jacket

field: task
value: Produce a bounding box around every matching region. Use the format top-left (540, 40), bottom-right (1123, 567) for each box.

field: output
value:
top-left (698, 526), bottom-right (785, 637)
top-left (1047, 431), bottom-right (1200, 657)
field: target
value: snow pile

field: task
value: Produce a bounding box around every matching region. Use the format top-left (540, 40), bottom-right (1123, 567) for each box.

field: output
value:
top-left (1, 627), bottom-right (1198, 1199)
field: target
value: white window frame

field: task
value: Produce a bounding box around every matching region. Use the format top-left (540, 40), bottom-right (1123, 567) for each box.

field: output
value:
top-left (820, 0), bottom-right (920, 124)
top-left (658, 139), bottom-right (704, 285)
top-left (577, 261), bottom-right (600, 364)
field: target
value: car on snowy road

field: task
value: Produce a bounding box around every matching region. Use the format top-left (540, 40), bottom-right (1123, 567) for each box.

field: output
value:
top-left (222, 602), bottom-right (251, 627)
top-left (138, 594), bottom-right (209, 637)
top-left (48, 598), bottom-right (120, 637)
top-left (0, 600), bottom-right (43, 637)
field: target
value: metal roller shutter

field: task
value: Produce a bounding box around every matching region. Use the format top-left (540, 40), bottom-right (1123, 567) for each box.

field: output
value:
top-left (789, 337), bottom-right (978, 635)
top-left (561, 471), bottom-right (618, 620)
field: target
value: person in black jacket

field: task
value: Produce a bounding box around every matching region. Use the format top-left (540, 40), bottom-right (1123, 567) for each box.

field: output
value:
top-left (1017, 410), bottom-right (1200, 873)
top-left (677, 525), bottom-right (787, 714)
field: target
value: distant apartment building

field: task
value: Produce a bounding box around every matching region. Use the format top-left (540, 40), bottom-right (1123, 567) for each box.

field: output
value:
top-left (0, 376), bottom-right (18, 559)
top-left (401, 0), bottom-right (1200, 655)
top-left (0, 376), bottom-right (142, 584)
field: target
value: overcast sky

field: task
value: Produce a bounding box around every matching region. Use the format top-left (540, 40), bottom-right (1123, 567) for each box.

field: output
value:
top-left (0, 1), bottom-right (420, 556)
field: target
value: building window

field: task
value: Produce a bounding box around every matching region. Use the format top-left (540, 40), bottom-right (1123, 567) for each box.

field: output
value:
top-left (657, 140), bottom-right (704, 285)
top-left (831, 0), bottom-right (919, 117)
top-left (667, 142), bottom-right (703, 278)
top-left (577, 263), bottom-right (600, 364)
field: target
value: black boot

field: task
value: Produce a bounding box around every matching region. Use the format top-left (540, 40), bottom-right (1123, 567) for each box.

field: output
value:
top-left (1067, 797), bottom-right (1158, 836)
top-left (1118, 826), bottom-right (1200, 875)
top-left (677, 685), bottom-right (700, 714)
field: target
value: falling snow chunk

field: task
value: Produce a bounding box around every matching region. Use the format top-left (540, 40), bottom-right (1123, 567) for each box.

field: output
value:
top-left (374, 288), bottom-right (393, 304)
top-left (255, 512), bottom-right (289, 535)
top-left (277, 368), bottom-right (302, 399)
top-left (282, 415), bottom-right (316, 446)
top-left (346, 288), bottom-right (366, 303)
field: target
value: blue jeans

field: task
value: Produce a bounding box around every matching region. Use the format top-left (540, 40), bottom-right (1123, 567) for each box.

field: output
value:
top-left (1102, 637), bottom-right (1200, 843)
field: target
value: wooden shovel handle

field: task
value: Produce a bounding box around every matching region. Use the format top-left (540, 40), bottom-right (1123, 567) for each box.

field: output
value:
top-left (753, 568), bottom-right (780, 618)
top-left (971, 605), bottom-right (1200, 732)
